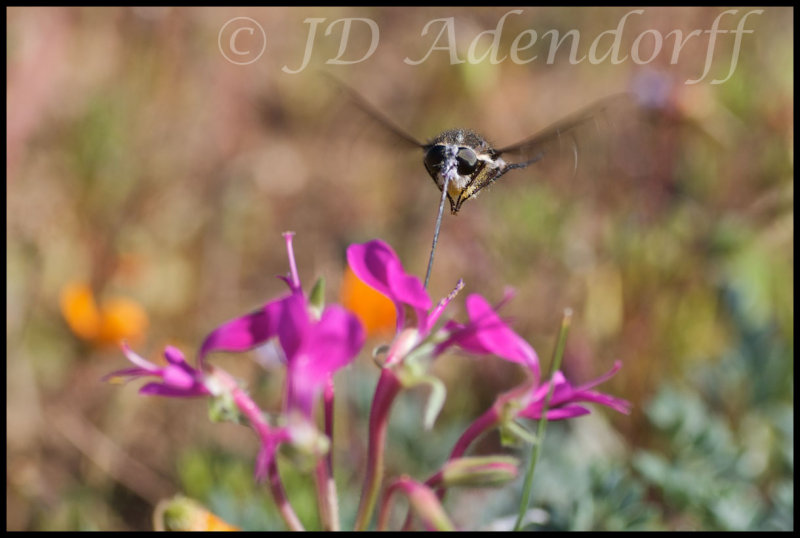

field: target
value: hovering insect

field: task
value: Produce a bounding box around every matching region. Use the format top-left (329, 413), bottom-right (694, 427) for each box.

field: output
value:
top-left (330, 78), bottom-right (627, 286)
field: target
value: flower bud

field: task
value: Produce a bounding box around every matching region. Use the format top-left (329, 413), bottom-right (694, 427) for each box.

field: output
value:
top-left (441, 455), bottom-right (519, 488)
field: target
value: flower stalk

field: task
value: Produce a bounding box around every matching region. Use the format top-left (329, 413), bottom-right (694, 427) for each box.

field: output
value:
top-left (354, 367), bottom-right (402, 531)
top-left (513, 308), bottom-right (572, 531)
top-left (378, 476), bottom-right (455, 531)
top-left (209, 367), bottom-right (303, 531)
top-left (314, 378), bottom-right (339, 531)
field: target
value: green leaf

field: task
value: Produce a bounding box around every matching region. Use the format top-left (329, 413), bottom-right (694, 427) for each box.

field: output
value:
top-left (308, 277), bottom-right (325, 318)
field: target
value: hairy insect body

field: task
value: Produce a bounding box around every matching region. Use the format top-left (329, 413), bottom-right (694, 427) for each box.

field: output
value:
top-left (423, 129), bottom-right (510, 214)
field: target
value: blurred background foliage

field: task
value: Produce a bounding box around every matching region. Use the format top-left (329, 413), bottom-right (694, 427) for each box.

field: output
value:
top-left (7, 6), bottom-right (792, 531)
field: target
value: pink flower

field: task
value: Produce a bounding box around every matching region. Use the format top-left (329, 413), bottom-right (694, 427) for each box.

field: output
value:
top-left (106, 233), bottom-right (364, 488)
top-left (517, 361), bottom-right (631, 421)
top-left (346, 240), bottom-right (540, 374)
top-left (448, 362), bottom-right (630, 463)
top-left (198, 233), bottom-right (365, 416)
top-left (104, 342), bottom-right (210, 398)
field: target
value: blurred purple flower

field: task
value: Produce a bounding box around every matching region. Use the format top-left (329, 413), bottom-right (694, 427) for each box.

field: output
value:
top-left (104, 342), bottom-right (210, 398)
top-left (518, 361), bottom-right (630, 421)
top-left (198, 233), bottom-right (365, 416)
top-left (282, 296), bottom-right (365, 416)
top-left (448, 361), bottom-right (630, 462)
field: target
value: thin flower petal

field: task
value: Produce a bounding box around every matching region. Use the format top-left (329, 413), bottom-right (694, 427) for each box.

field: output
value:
top-left (543, 405), bottom-right (592, 420)
top-left (574, 360), bottom-right (623, 392)
top-left (102, 367), bottom-right (154, 383)
top-left (282, 232), bottom-right (302, 292)
top-left (425, 279), bottom-right (464, 333)
top-left (519, 365), bottom-right (630, 420)
top-left (109, 342), bottom-right (210, 397)
top-left (120, 341), bottom-right (159, 371)
top-left (573, 391), bottom-right (632, 415)
top-left (139, 382), bottom-right (210, 398)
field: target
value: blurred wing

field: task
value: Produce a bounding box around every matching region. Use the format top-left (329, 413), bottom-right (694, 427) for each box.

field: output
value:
top-left (495, 93), bottom-right (634, 170)
top-left (324, 73), bottom-right (426, 149)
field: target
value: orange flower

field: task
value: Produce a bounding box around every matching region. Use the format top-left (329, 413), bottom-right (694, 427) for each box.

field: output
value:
top-left (59, 281), bottom-right (148, 347)
top-left (340, 266), bottom-right (396, 337)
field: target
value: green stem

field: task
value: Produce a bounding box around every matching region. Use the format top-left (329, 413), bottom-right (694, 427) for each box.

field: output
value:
top-left (402, 394), bottom-right (504, 529)
top-left (315, 379), bottom-right (339, 531)
top-left (210, 366), bottom-right (304, 531)
top-left (267, 460), bottom-right (305, 531)
top-left (354, 368), bottom-right (402, 531)
top-left (314, 460), bottom-right (335, 531)
top-left (513, 308), bottom-right (572, 531)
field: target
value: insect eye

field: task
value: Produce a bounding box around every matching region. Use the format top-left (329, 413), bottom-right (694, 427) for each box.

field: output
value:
top-left (424, 146), bottom-right (448, 171)
top-left (456, 147), bottom-right (478, 175)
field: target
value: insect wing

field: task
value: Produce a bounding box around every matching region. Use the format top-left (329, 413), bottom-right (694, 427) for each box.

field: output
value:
top-left (326, 75), bottom-right (425, 150)
top-left (495, 93), bottom-right (633, 173)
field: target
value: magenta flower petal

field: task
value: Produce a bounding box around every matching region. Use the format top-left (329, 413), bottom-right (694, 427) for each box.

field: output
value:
top-left (572, 391), bottom-right (632, 415)
top-left (385, 257), bottom-right (430, 311)
top-left (465, 294), bottom-right (539, 368)
top-left (198, 299), bottom-right (286, 363)
top-left (441, 294), bottom-right (540, 379)
top-left (542, 405), bottom-right (592, 420)
top-left (162, 346), bottom-right (205, 389)
top-left (288, 305), bottom-right (365, 415)
top-left (346, 240), bottom-right (431, 329)
top-left (295, 306), bottom-right (364, 382)
top-left (107, 344), bottom-right (210, 398)
top-left (276, 293), bottom-right (311, 361)
top-left (139, 382), bottom-right (210, 398)
top-left (198, 232), bottom-right (314, 365)
top-left (346, 240), bottom-right (397, 297)
top-left (163, 346), bottom-right (187, 365)
top-left (161, 363), bottom-right (197, 390)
